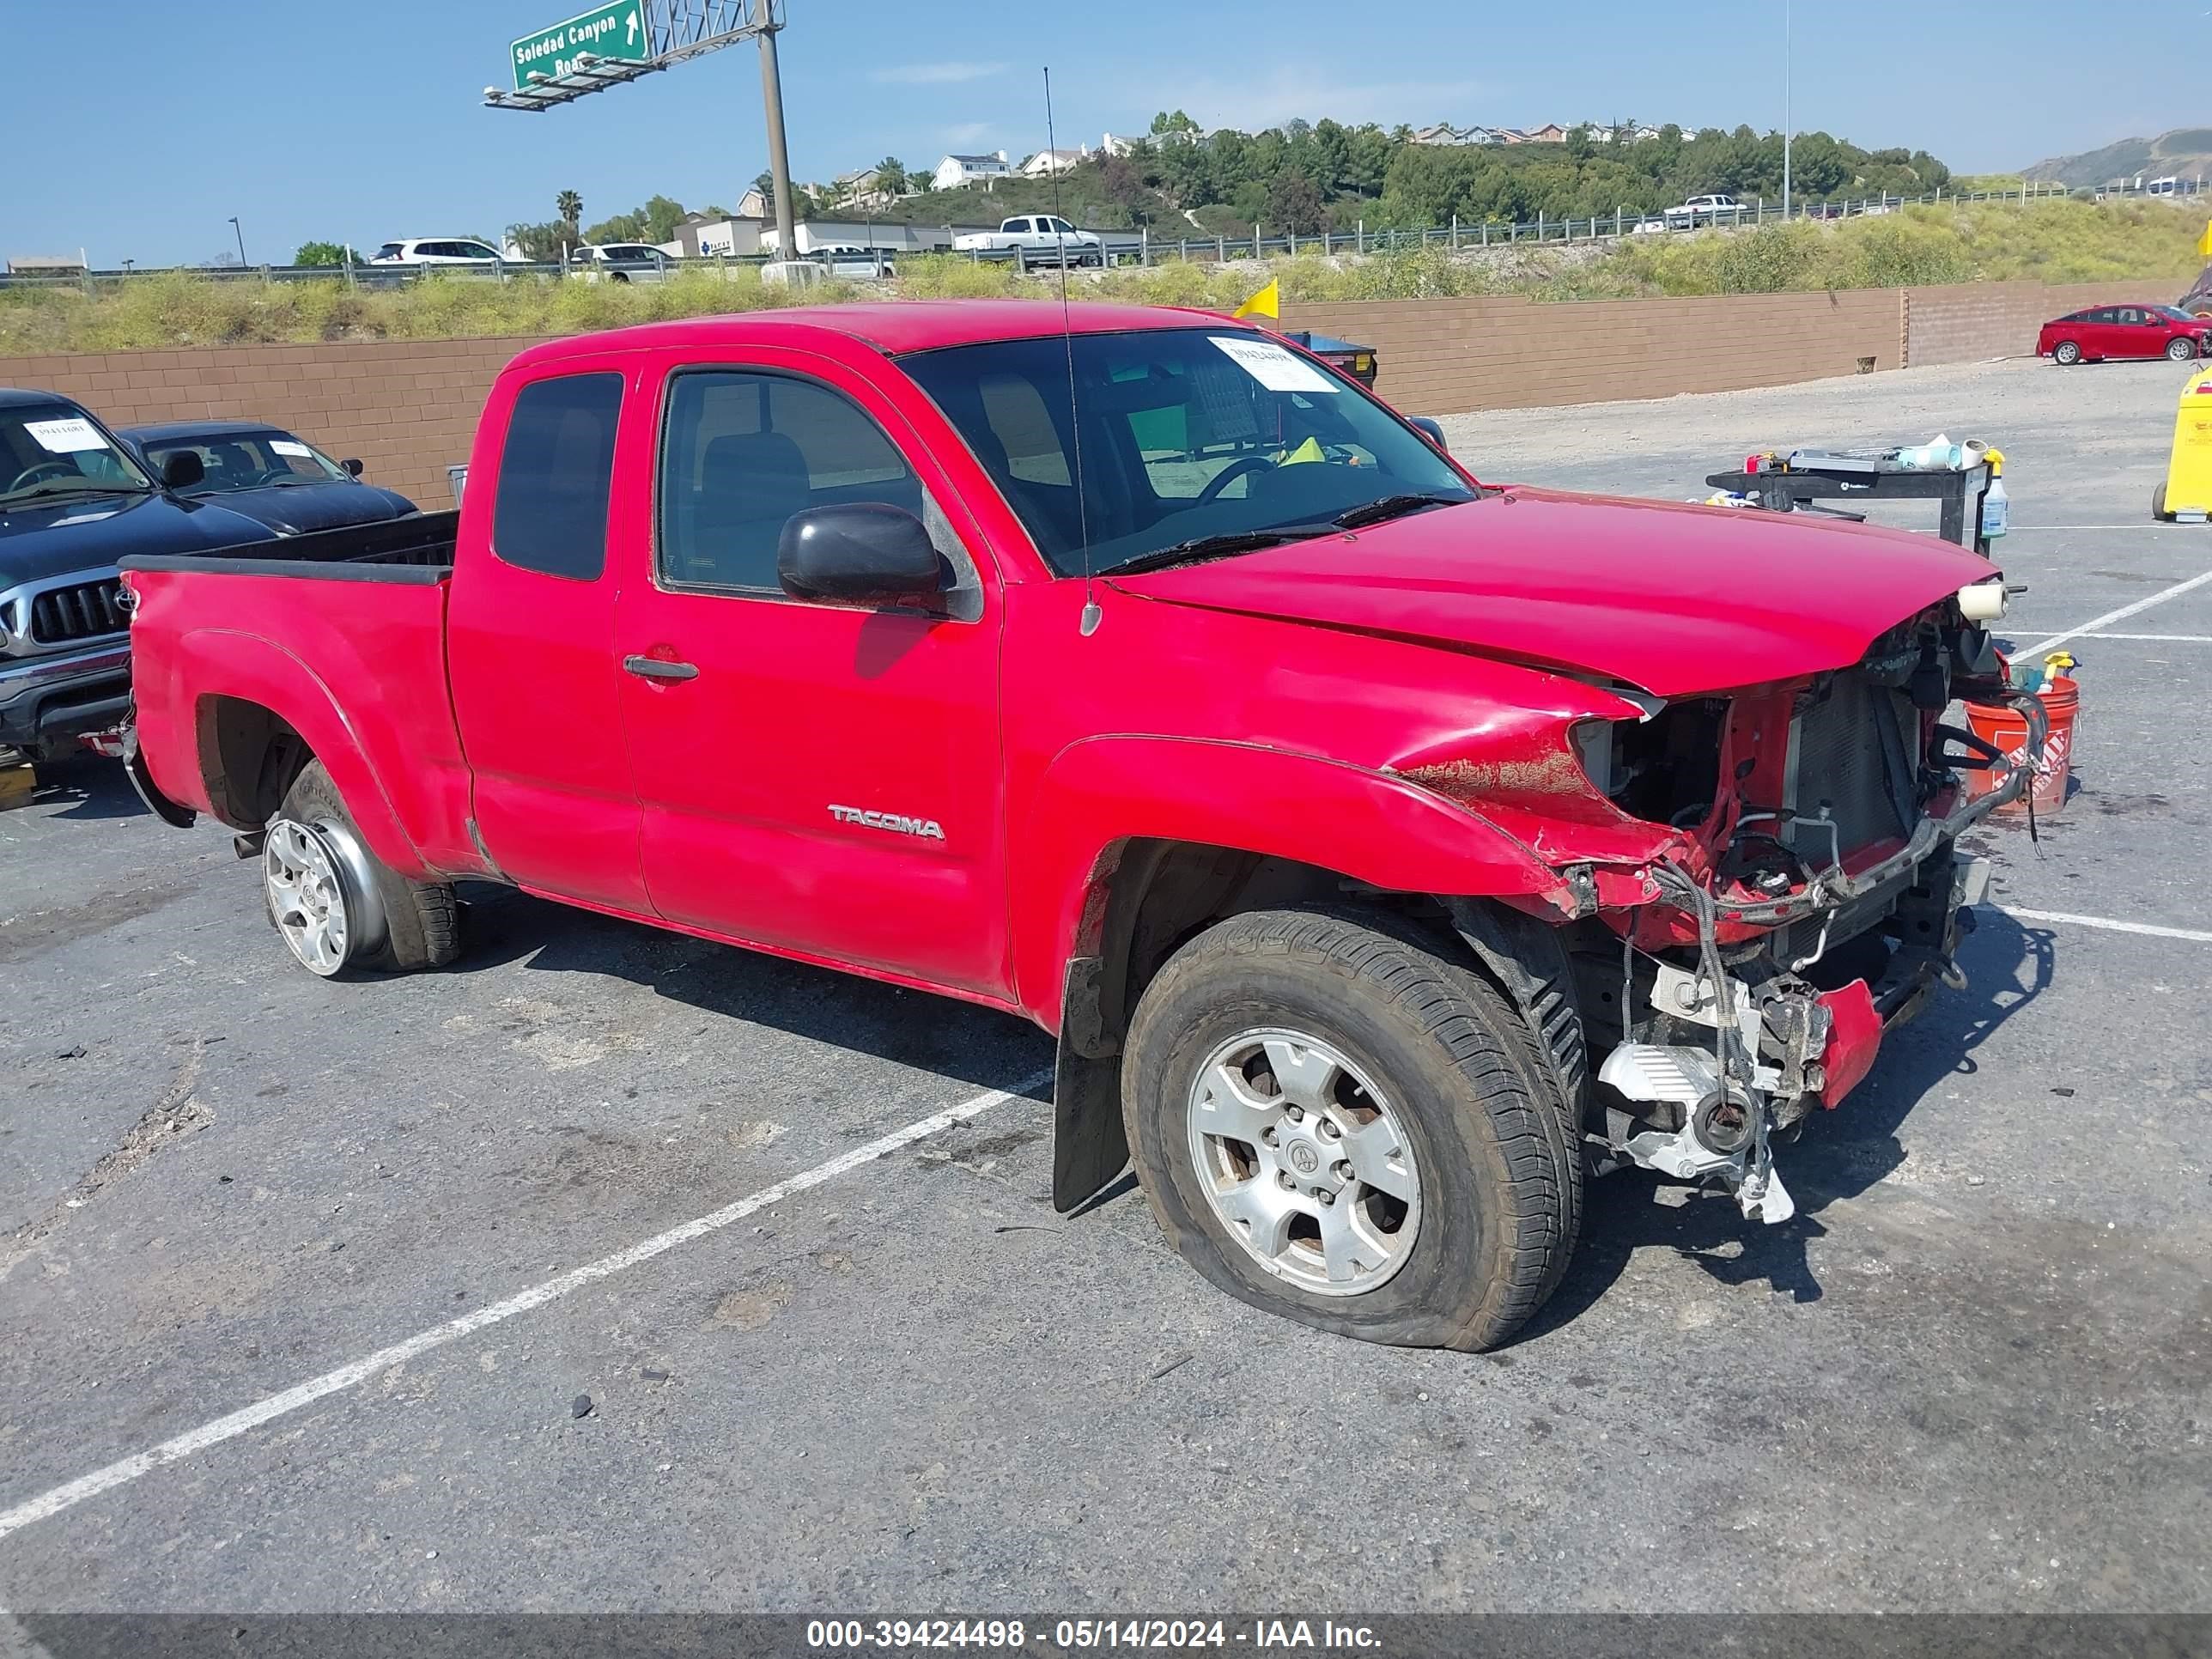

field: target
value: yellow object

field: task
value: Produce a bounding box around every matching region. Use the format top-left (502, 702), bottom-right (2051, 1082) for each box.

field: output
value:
top-left (2043, 652), bottom-right (2075, 679)
top-left (1279, 435), bottom-right (1327, 465)
top-left (1982, 445), bottom-right (2004, 477)
top-left (2159, 366), bottom-right (2212, 520)
top-left (2197, 220), bottom-right (2212, 258)
top-left (0, 763), bottom-right (33, 813)
top-left (1232, 278), bottom-right (1279, 322)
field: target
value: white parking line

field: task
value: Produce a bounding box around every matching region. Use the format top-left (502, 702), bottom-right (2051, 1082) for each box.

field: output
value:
top-left (0, 1070), bottom-right (1052, 1546)
top-left (2002, 908), bottom-right (2212, 945)
top-left (2009, 566), bottom-right (2212, 653)
top-left (2066, 632), bottom-right (2212, 642)
top-left (2005, 525), bottom-right (2192, 532)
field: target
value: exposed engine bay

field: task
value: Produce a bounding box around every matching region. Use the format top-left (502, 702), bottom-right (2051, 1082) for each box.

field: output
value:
top-left (1553, 596), bottom-right (2040, 1222)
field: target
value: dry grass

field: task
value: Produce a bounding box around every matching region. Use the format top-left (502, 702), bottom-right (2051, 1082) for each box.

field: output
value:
top-left (3, 198), bottom-right (2201, 356)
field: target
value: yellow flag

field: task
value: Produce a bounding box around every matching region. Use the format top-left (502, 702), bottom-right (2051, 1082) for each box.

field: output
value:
top-left (1232, 278), bottom-right (1279, 321)
top-left (2198, 220), bottom-right (2212, 258)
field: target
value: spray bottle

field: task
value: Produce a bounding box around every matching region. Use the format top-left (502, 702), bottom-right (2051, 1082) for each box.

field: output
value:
top-left (1979, 447), bottom-right (2008, 544)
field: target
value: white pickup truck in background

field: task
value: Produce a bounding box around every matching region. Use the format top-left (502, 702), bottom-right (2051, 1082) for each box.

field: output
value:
top-left (951, 216), bottom-right (1103, 269)
top-left (1662, 193), bottom-right (1747, 227)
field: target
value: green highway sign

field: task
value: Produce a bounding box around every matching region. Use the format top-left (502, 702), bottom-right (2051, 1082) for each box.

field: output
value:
top-left (510, 0), bottom-right (651, 90)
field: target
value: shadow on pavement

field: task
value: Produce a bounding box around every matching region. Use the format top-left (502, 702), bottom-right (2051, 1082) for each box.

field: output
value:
top-left (447, 880), bottom-right (1053, 1095)
top-left (27, 754), bottom-right (145, 823)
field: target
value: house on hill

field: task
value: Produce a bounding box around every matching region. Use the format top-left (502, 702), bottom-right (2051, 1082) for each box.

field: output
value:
top-left (1020, 147), bottom-right (1089, 177)
top-left (933, 150), bottom-right (1012, 190)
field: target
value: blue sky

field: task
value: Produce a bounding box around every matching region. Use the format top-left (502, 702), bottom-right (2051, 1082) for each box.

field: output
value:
top-left (13, 0), bottom-right (2206, 265)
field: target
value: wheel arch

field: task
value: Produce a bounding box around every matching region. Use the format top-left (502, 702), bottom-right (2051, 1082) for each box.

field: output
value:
top-left (1030, 740), bottom-right (1583, 1213)
top-left (176, 634), bottom-right (426, 877)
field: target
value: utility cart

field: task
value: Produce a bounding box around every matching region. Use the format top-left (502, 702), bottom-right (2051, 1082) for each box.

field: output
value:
top-left (1706, 449), bottom-right (1999, 557)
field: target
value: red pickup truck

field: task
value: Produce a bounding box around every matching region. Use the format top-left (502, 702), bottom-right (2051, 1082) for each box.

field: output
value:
top-left (120, 301), bottom-right (2031, 1351)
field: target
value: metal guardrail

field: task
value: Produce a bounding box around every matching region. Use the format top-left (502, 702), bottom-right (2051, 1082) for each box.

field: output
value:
top-left (5, 179), bottom-right (2201, 289)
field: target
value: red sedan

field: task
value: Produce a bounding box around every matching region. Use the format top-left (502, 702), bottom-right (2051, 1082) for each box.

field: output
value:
top-left (2039, 303), bottom-right (2212, 365)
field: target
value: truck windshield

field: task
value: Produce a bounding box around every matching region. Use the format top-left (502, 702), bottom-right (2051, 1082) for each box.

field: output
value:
top-left (899, 329), bottom-right (1473, 575)
top-left (0, 404), bottom-right (155, 506)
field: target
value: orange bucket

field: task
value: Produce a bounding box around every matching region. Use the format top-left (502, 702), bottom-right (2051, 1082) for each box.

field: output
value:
top-left (1963, 678), bottom-right (2078, 815)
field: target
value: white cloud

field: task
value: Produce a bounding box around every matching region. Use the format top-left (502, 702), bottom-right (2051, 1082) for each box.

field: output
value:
top-left (943, 121), bottom-right (994, 146)
top-left (871, 60), bottom-right (1007, 86)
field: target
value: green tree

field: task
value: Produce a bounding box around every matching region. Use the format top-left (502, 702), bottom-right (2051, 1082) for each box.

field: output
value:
top-left (641, 194), bottom-right (686, 243)
top-left (1266, 169), bottom-right (1326, 234)
top-left (874, 155), bottom-right (908, 196)
top-left (555, 189), bottom-right (582, 245)
top-left (505, 221), bottom-right (570, 262)
top-left (292, 240), bottom-right (352, 266)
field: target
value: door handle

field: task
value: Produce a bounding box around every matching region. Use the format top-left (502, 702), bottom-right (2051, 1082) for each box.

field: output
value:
top-left (623, 654), bottom-right (700, 682)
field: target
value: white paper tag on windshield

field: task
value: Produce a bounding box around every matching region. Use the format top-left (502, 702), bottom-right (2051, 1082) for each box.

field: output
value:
top-left (1211, 336), bottom-right (1340, 393)
top-left (25, 416), bottom-right (105, 453)
top-left (269, 440), bottom-right (313, 458)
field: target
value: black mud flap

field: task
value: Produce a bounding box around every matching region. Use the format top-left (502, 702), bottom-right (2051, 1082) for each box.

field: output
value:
top-left (1050, 1042), bottom-right (1127, 1213)
top-left (122, 723), bottom-right (196, 830)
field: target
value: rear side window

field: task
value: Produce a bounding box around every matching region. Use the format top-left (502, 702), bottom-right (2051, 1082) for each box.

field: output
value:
top-left (492, 372), bottom-right (623, 580)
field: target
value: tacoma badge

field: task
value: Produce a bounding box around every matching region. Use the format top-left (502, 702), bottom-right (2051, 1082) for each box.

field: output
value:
top-left (828, 805), bottom-right (946, 842)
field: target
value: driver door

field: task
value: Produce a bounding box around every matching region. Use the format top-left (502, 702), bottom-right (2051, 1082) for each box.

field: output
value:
top-left (612, 349), bottom-right (1011, 997)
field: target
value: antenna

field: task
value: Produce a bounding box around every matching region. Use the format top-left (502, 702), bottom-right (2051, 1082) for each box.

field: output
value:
top-left (1043, 65), bottom-right (1099, 636)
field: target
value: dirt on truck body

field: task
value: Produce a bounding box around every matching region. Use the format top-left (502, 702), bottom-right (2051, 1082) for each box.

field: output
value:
top-left (118, 300), bottom-right (2035, 1349)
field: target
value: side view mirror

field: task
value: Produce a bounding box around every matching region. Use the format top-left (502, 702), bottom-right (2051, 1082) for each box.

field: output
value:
top-left (343, 458), bottom-right (364, 477)
top-left (1407, 416), bottom-right (1449, 453)
top-left (161, 451), bottom-right (205, 489)
top-left (777, 503), bottom-right (947, 610)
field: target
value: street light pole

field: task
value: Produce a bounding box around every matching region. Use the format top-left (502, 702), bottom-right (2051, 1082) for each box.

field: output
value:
top-left (228, 216), bottom-right (247, 267)
top-left (756, 1), bottom-right (797, 260)
top-left (1781, 0), bottom-right (1792, 219)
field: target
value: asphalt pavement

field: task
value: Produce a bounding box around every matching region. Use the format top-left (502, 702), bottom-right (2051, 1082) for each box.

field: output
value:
top-left (1, 354), bottom-right (2206, 1620)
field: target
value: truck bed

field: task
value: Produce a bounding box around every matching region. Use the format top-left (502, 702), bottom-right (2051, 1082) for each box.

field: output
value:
top-left (118, 511), bottom-right (457, 583)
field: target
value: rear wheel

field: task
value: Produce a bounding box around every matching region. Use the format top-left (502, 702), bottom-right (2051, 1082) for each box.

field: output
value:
top-left (2170, 335), bottom-right (2199, 362)
top-left (264, 761), bottom-right (459, 977)
top-left (1121, 908), bottom-right (1577, 1351)
top-left (2053, 340), bottom-right (2082, 366)
top-left (2154, 482), bottom-right (2171, 520)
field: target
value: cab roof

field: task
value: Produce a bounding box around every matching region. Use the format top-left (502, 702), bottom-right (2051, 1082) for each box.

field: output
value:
top-left (504, 300), bottom-right (1240, 369)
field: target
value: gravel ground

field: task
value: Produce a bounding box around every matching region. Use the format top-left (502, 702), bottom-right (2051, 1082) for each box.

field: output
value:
top-left (1, 354), bottom-right (2207, 1626)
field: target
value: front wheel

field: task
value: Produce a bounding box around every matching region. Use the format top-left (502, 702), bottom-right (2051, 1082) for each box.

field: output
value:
top-left (264, 760), bottom-right (459, 977)
top-left (2169, 336), bottom-right (2198, 362)
top-left (1121, 908), bottom-right (1579, 1351)
top-left (2053, 340), bottom-right (2082, 366)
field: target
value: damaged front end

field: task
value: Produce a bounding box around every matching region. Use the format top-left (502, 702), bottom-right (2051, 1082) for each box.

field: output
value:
top-left (1427, 592), bottom-right (2042, 1222)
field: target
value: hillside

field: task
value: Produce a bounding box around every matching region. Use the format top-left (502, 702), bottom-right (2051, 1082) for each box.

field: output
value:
top-left (832, 124), bottom-right (1952, 243)
top-left (2024, 127), bottom-right (2212, 189)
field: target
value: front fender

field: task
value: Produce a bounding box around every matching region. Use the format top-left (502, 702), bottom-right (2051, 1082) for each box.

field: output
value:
top-left (1009, 733), bottom-right (1569, 1024)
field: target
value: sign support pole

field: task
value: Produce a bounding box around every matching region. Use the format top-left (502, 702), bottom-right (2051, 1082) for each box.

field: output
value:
top-left (757, 5), bottom-right (797, 260)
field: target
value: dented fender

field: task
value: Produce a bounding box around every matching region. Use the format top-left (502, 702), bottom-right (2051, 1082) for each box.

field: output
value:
top-left (1009, 733), bottom-right (1578, 1025)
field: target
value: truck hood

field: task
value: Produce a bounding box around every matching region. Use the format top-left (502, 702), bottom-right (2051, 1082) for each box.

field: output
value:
top-left (179, 483), bottom-right (416, 536)
top-left (1106, 487), bottom-right (1997, 698)
top-left (0, 489), bottom-right (278, 587)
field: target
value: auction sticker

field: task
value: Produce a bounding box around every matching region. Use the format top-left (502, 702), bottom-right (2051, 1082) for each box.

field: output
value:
top-left (1210, 337), bottom-right (1339, 394)
top-left (270, 440), bottom-right (314, 458)
top-left (25, 416), bottom-right (105, 453)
